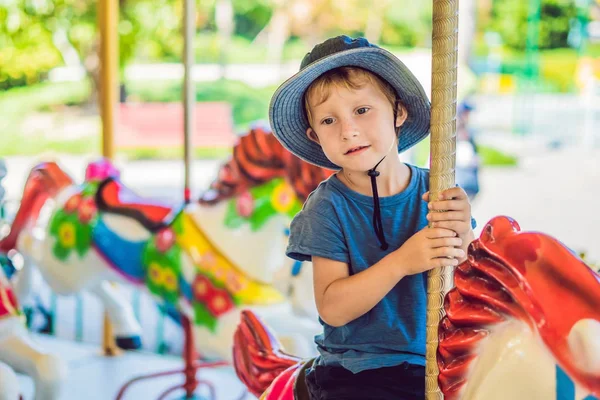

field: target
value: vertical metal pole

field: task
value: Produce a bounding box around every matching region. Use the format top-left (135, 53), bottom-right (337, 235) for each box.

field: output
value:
top-left (427, 0), bottom-right (459, 398)
top-left (183, 0), bottom-right (195, 204)
top-left (75, 294), bottom-right (84, 342)
top-left (98, 0), bottom-right (118, 159)
top-left (98, 0), bottom-right (120, 357)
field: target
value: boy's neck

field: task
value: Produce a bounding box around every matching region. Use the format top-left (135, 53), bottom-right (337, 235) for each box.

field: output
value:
top-left (336, 156), bottom-right (411, 198)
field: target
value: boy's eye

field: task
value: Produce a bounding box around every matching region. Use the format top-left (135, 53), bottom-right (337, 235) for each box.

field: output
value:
top-left (356, 107), bottom-right (369, 115)
top-left (321, 117), bottom-right (335, 125)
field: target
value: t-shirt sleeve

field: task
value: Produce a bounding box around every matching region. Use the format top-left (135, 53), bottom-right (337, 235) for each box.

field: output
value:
top-left (286, 209), bottom-right (349, 264)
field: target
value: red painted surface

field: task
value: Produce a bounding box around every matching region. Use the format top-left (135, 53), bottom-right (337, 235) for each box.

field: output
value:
top-left (117, 103), bottom-right (236, 148)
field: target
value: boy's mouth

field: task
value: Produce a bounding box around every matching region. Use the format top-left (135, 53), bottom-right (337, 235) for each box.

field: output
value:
top-left (345, 145), bottom-right (370, 155)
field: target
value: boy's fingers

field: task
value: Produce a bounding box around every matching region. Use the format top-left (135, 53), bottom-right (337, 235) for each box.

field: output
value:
top-left (433, 247), bottom-right (465, 259)
top-left (430, 220), bottom-right (467, 232)
top-left (428, 200), bottom-right (467, 212)
top-left (430, 237), bottom-right (463, 248)
top-left (422, 191), bottom-right (429, 202)
top-left (427, 211), bottom-right (466, 222)
top-left (441, 187), bottom-right (467, 200)
top-left (426, 227), bottom-right (457, 238)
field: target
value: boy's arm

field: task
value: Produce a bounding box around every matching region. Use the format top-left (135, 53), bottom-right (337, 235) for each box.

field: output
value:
top-left (312, 227), bottom-right (463, 327)
top-left (312, 254), bottom-right (404, 328)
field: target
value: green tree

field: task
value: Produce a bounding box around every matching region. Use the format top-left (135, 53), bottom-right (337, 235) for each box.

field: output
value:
top-left (489, 0), bottom-right (578, 50)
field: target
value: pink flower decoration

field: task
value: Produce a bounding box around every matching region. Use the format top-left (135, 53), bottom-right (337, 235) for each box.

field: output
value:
top-left (201, 251), bottom-right (217, 269)
top-left (236, 191), bottom-right (254, 217)
top-left (64, 194), bottom-right (82, 214)
top-left (78, 197), bottom-right (97, 224)
top-left (85, 159), bottom-right (120, 182)
top-left (226, 271), bottom-right (245, 293)
top-left (155, 228), bottom-right (176, 253)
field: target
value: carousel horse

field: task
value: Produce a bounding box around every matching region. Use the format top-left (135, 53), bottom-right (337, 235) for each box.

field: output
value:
top-left (0, 248), bottom-right (68, 400)
top-left (232, 216), bottom-right (600, 400)
top-left (0, 123), bottom-right (332, 362)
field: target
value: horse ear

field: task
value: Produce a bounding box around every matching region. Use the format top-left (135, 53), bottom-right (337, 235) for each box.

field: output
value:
top-left (481, 216), bottom-right (520, 244)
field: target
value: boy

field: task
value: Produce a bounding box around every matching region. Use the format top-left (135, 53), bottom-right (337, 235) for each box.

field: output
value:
top-left (269, 36), bottom-right (475, 399)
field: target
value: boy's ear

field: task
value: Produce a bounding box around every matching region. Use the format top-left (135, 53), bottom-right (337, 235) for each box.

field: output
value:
top-left (306, 127), bottom-right (320, 144)
top-left (395, 103), bottom-right (408, 128)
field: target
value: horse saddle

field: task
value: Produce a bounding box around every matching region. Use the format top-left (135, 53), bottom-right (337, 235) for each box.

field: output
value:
top-left (293, 358), bottom-right (315, 400)
top-left (95, 177), bottom-right (179, 232)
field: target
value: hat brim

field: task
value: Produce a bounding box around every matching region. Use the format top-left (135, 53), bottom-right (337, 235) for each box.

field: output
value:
top-left (269, 47), bottom-right (431, 170)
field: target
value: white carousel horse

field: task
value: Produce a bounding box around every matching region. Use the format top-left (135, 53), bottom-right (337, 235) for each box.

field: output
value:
top-left (232, 216), bottom-right (600, 400)
top-left (0, 265), bottom-right (67, 400)
top-left (0, 124), bottom-right (332, 361)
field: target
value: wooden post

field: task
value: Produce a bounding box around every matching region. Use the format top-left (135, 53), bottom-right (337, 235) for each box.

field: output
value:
top-left (426, 0), bottom-right (459, 398)
top-left (98, 0), bottom-right (120, 357)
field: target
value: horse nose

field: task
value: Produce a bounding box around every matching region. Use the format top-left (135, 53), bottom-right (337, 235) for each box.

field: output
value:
top-left (568, 318), bottom-right (600, 374)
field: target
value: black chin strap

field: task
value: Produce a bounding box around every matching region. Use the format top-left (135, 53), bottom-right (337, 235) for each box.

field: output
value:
top-left (367, 157), bottom-right (388, 251)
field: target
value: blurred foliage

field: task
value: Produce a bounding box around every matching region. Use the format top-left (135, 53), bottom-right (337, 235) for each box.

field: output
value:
top-left (126, 79), bottom-right (276, 130)
top-left (0, 0), bottom-right (593, 96)
top-left (485, 0), bottom-right (579, 51)
top-left (1, 0), bottom-right (435, 91)
top-left (413, 137), bottom-right (518, 168)
top-left (0, 1), bottom-right (62, 89)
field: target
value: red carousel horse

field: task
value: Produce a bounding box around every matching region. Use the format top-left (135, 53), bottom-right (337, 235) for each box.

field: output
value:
top-left (232, 216), bottom-right (600, 400)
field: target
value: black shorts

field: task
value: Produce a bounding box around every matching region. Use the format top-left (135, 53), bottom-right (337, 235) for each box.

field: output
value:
top-left (305, 362), bottom-right (425, 400)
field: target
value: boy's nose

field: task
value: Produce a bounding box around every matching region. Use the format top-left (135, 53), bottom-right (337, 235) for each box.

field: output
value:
top-left (340, 119), bottom-right (359, 141)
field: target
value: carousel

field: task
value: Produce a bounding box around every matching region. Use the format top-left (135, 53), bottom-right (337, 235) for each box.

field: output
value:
top-left (0, 0), bottom-right (599, 399)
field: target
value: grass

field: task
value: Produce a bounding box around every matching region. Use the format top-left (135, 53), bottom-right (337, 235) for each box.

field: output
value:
top-left (0, 80), bottom-right (91, 114)
top-left (119, 146), bottom-right (231, 160)
top-left (0, 133), bottom-right (97, 157)
top-left (1, 132), bottom-right (231, 160)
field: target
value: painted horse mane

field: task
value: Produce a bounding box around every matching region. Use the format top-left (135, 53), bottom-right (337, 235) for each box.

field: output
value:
top-left (199, 123), bottom-right (333, 205)
top-left (438, 216), bottom-right (600, 399)
top-left (0, 162), bottom-right (73, 253)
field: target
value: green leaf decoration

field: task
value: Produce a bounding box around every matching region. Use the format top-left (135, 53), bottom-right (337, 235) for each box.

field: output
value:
top-left (146, 279), bottom-right (163, 298)
top-left (287, 198), bottom-right (302, 218)
top-left (81, 182), bottom-right (99, 197)
top-left (49, 210), bottom-right (66, 236)
top-left (249, 202), bottom-right (276, 231)
top-left (250, 178), bottom-right (280, 199)
top-left (75, 223), bottom-right (93, 258)
top-left (172, 213), bottom-right (185, 235)
top-left (193, 302), bottom-right (217, 332)
top-left (223, 199), bottom-right (245, 229)
top-left (53, 242), bottom-right (71, 261)
top-left (163, 287), bottom-right (179, 305)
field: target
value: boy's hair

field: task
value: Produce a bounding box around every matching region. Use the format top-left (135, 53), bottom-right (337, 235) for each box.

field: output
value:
top-left (303, 66), bottom-right (407, 135)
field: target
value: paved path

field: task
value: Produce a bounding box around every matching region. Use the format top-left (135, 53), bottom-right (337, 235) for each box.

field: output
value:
top-left (16, 334), bottom-right (252, 400)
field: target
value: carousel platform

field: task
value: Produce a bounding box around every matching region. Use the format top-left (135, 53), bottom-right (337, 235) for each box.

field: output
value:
top-left (16, 334), bottom-right (253, 400)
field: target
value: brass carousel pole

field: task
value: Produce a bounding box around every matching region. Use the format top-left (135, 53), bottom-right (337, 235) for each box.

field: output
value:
top-left (183, 0), bottom-right (195, 204)
top-left (426, 0), bottom-right (459, 398)
top-left (98, 0), bottom-right (121, 357)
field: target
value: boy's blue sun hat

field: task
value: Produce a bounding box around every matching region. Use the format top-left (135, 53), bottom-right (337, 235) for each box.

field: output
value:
top-left (269, 35), bottom-right (431, 170)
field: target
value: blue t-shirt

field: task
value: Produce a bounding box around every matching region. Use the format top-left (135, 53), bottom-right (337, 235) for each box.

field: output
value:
top-left (287, 163), bottom-right (463, 374)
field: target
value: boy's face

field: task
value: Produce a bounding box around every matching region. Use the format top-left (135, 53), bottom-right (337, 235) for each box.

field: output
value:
top-left (305, 81), bottom-right (406, 173)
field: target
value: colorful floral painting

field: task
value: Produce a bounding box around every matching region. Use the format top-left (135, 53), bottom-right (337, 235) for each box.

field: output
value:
top-left (224, 178), bottom-right (302, 231)
top-left (142, 227), bottom-right (182, 305)
top-left (141, 212), bottom-right (282, 331)
top-left (191, 274), bottom-right (237, 331)
top-left (49, 183), bottom-right (99, 261)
